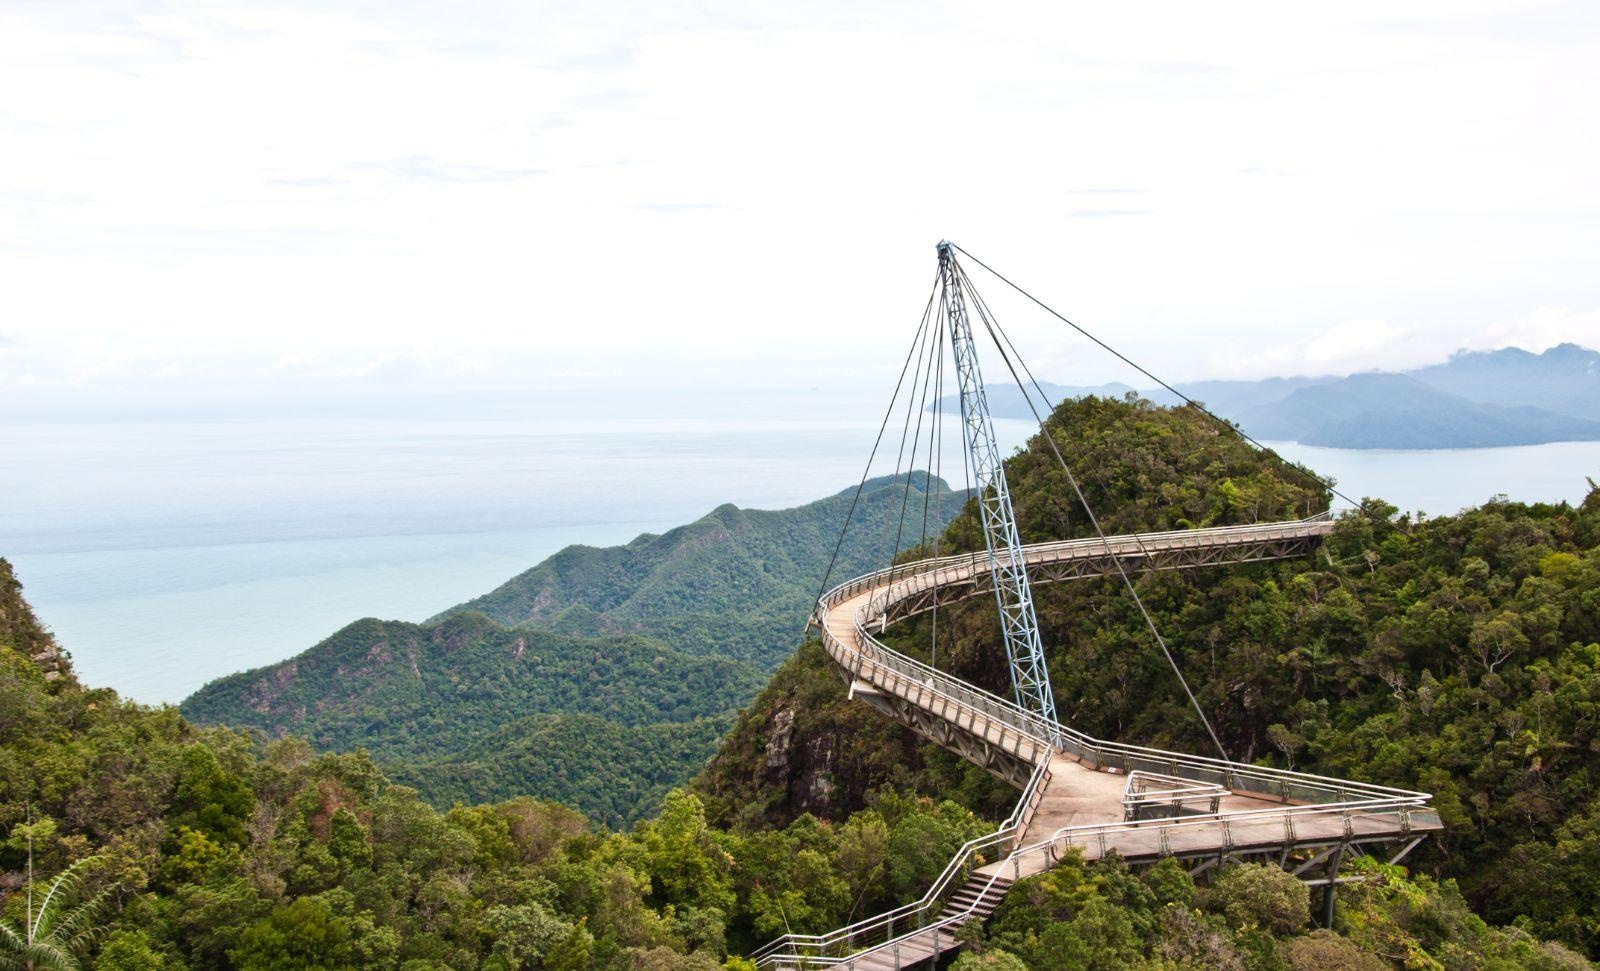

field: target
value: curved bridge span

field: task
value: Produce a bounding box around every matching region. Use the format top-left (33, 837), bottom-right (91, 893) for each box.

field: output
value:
top-left (754, 516), bottom-right (1441, 970)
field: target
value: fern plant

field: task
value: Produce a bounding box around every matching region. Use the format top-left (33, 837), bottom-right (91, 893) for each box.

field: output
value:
top-left (0, 855), bottom-right (114, 971)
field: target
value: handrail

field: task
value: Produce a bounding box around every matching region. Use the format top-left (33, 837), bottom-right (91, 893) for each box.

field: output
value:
top-left (848, 514), bottom-right (1335, 606)
top-left (1120, 771), bottom-right (1228, 809)
top-left (1029, 796), bottom-right (1432, 867)
top-left (749, 758), bottom-right (1051, 964)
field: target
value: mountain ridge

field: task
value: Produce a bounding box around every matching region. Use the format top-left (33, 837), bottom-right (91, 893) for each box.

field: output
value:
top-left (935, 342), bottom-right (1600, 449)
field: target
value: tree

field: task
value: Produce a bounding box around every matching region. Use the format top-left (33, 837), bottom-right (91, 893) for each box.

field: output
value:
top-left (166, 745), bottom-right (254, 851)
top-left (541, 920), bottom-right (595, 971)
top-left (1202, 864), bottom-right (1310, 936)
top-left (949, 951), bottom-right (1028, 971)
top-left (482, 903), bottom-right (573, 969)
top-left (229, 897), bottom-right (357, 971)
top-left (1278, 929), bottom-right (1387, 970)
top-left (93, 931), bottom-right (170, 971)
top-left (629, 791), bottom-right (734, 914)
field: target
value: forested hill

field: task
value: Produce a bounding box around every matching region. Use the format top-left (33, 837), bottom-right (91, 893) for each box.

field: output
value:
top-left (433, 472), bottom-right (967, 668)
top-left (1, 557), bottom-right (72, 684)
top-left (0, 561), bottom-right (1032, 968)
top-left (180, 616), bottom-right (763, 825)
top-left (181, 474), bottom-right (964, 824)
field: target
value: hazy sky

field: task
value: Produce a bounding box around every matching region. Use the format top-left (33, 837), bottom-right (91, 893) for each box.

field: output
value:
top-left (3, 1), bottom-right (1597, 417)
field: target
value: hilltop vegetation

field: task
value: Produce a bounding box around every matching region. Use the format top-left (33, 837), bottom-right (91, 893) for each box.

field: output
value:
top-left (698, 394), bottom-right (1330, 828)
top-left (181, 615), bottom-right (761, 826)
top-left (953, 852), bottom-right (1588, 970)
top-left (434, 473), bottom-right (966, 667)
top-left (182, 475), bottom-right (964, 825)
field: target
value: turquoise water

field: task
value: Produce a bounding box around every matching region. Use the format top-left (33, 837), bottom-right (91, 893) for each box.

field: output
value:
top-left (3, 416), bottom-right (1004, 703)
top-left (3, 418), bottom-right (1596, 704)
top-left (1269, 440), bottom-right (1600, 517)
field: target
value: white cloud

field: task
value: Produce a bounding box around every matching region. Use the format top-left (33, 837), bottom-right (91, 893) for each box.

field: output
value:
top-left (0, 1), bottom-right (1597, 410)
top-left (1479, 306), bottom-right (1600, 354)
top-left (1201, 306), bottom-right (1600, 380)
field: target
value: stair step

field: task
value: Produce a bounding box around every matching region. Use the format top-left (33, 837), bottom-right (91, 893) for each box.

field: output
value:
top-left (791, 875), bottom-right (1016, 969)
top-left (938, 906), bottom-right (995, 920)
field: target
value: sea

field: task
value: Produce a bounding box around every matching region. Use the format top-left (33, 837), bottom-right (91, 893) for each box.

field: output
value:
top-left (3, 417), bottom-right (1597, 705)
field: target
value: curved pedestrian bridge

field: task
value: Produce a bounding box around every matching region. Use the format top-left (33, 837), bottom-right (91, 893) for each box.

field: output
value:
top-left (754, 516), bottom-right (1441, 970)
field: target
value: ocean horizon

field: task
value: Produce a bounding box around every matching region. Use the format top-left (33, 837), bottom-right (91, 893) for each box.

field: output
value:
top-left (4, 416), bottom-right (1597, 704)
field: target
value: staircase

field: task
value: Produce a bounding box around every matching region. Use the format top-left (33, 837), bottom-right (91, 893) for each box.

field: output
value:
top-left (934, 873), bottom-right (1012, 927)
top-left (838, 874), bottom-right (1014, 971)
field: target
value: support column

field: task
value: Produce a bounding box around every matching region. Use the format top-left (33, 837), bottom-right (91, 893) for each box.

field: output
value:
top-left (937, 241), bottom-right (1059, 740)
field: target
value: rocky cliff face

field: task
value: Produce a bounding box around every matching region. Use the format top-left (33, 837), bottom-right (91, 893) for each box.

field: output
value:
top-left (693, 641), bottom-right (1014, 829)
top-left (0, 557), bottom-right (72, 683)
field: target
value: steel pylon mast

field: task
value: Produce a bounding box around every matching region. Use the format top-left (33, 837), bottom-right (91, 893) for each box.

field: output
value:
top-left (937, 241), bottom-right (1060, 735)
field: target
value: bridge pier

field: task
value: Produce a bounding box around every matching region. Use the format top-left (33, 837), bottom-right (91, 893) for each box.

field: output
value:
top-left (1319, 882), bottom-right (1338, 929)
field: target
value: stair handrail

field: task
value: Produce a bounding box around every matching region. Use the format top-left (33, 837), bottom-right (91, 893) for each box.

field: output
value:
top-left (750, 757), bottom-right (1050, 965)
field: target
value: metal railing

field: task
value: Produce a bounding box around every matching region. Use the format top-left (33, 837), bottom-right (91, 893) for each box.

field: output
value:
top-left (1036, 797), bottom-right (1433, 865)
top-left (749, 758), bottom-right (1051, 968)
top-left (858, 513), bottom-right (1335, 621)
top-left (1123, 772), bottom-right (1229, 819)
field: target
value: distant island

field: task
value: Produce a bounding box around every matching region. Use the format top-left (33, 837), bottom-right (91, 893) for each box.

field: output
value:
top-left (936, 342), bottom-right (1600, 449)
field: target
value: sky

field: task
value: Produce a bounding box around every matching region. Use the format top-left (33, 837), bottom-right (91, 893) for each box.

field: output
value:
top-left (2, 0), bottom-right (1598, 420)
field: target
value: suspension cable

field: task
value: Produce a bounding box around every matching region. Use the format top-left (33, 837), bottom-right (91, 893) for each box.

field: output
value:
top-left (891, 302), bottom-right (942, 565)
top-left (953, 255), bottom-right (1234, 762)
top-left (808, 272), bottom-right (941, 633)
top-left (917, 319), bottom-right (943, 556)
top-left (927, 316), bottom-right (948, 669)
top-left (951, 244), bottom-right (1355, 513)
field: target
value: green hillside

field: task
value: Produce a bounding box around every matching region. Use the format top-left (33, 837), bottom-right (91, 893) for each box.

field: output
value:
top-left (181, 473), bottom-right (964, 825)
top-left (390, 712), bottom-right (738, 827)
top-left (698, 394), bottom-right (1332, 828)
top-left (181, 615), bottom-right (761, 826)
top-left (435, 473), bottom-right (967, 667)
top-left (0, 564), bottom-right (1011, 968)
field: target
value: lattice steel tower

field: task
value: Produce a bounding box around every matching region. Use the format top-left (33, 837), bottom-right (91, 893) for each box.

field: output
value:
top-left (937, 241), bottom-right (1060, 734)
